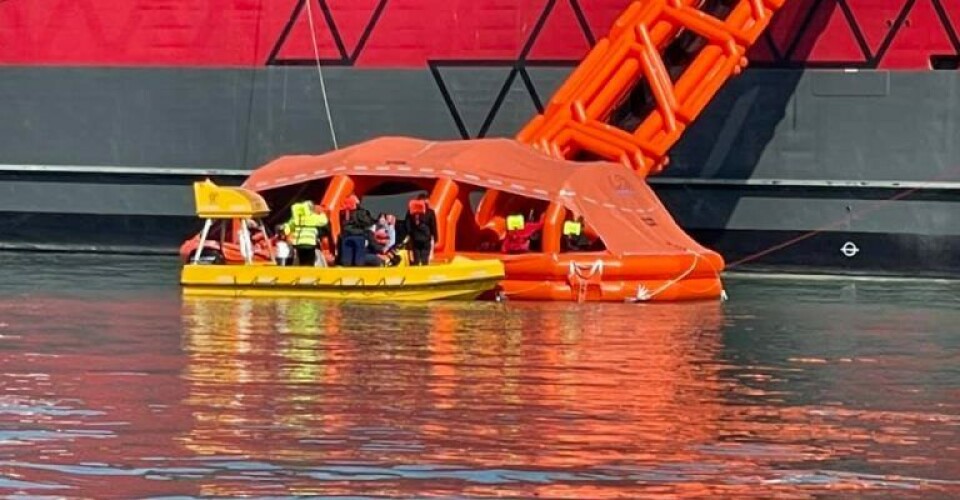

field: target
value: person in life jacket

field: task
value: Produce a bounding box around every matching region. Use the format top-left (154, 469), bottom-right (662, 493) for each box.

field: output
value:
top-left (503, 213), bottom-right (526, 253)
top-left (283, 200), bottom-right (329, 266)
top-left (403, 194), bottom-right (437, 266)
top-left (338, 194), bottom-right (376, 266)
top-left (376, 213), bottom-right (397, 250)
top-left (502, 212), bottom-right (542, 253)
top-left (362, 214), bottom-right (393, 267)
top-left (506, 213), bottom-right (525, 232)
top-left (370, 213), bottom-right (402, 266)
top-left (562, 215), bottom-right (590, 251)
top-left (369, 213), bottom-right (390, 253)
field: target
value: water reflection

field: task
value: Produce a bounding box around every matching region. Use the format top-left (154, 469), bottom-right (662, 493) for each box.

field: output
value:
top-left (178, 299), bottom-right (733, 496)
top-left (0, 271), bottom-right (957, 497)
top-left (0, 296), bottom-right (194, 497)
top-left (177, 297), bottom-right (960, 497)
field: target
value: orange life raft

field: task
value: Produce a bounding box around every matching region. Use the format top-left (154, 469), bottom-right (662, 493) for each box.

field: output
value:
top-left (217, 137), bottom-right (725, 302)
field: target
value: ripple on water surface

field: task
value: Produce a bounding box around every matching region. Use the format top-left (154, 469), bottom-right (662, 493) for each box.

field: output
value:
top-left (0, 254), bottom-right (957, 497)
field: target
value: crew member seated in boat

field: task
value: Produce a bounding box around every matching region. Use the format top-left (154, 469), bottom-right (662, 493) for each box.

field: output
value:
top-left (283, 201), bottom-right (329, 266)
top-left (403, 194), bottom-right (437, 266)
top-left (370, 214), bottom-right (402, 266)
top-left (562, 216), bottom-right (590, 251)
top-left (376, 213), bottom-right (397, 249)
top-left (366, 225), bottom-right (395, 266)
top-left (366, 217), bottom-right (398, 266)
top-left (338, 195), bottom-right (376, 267)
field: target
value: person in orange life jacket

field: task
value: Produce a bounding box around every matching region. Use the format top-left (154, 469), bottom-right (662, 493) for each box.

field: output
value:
top-left (356, 214), bottom-right (389, 267)
top-left (373, 213), bottom-right (404, 266)
top-left (403, 194), bottom-right (437, 266)
top-left (364, 224), bottom-right (392, 266)
top-left (370, 213), bottom-right (392, 255)
top-left (338, 194), bottom-right (376, 267)
top-left (376, 213), bottom-right (397, 249)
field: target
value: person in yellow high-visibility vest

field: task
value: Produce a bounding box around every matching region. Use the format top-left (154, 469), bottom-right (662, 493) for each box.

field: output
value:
top-left (562, 216), bottom-right (590, 251)
top-left (506, 214), bottom-right (525, 232)
top-left (283, 201), bottom-right (329, 266)
top-left (502, 213), bottom-right (531, 253)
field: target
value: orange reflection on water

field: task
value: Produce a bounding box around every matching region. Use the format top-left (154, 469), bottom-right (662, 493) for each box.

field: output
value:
top-left (0, 292), bottom-right (956, 497)
top-left (178, 298), bottom-right (960, 497)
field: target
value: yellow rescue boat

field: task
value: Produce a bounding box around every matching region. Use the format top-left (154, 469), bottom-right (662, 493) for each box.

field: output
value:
top-left (180, 180), bottom-right (505, 301)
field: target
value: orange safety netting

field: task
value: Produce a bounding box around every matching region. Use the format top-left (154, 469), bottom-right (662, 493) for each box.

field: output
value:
top-left (244, 136), bottom-right (717, 258)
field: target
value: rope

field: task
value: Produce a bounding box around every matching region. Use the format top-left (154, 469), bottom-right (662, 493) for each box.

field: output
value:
top-left (240, 0), bottom-right (266, 169)
top-left (672, 167), bottom-right (960, 299)
top-left (629, 251), bottom-right (701, 302)
top-left (304, 0), bottom-right (339, 150)
top-left (728, 167), bottom-right (960, 269)
top-left (494, 281), bottom-right (554, 301)
top-left (698, 247), bottom-right (729, 301)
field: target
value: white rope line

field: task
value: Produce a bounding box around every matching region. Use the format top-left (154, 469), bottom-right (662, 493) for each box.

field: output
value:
top-left (304, 0), bottom-right (339, 150)
top-left (632, 251), bottom-right (701, 302)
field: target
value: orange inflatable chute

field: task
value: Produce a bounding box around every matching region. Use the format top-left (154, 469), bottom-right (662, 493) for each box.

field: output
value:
top-left (320, 175), bottom-right (355, 243)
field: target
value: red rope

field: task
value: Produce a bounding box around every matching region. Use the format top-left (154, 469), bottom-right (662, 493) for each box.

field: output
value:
top-left (728, 171), bottom-right (958, 269)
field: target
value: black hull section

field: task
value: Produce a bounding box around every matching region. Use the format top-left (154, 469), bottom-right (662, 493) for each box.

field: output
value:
top-left (0, 66), bottom-right (957, 277)
top-left (0, 212), bottom-right (199, 255)
top-left (695, 230), bottom-right (960, 278)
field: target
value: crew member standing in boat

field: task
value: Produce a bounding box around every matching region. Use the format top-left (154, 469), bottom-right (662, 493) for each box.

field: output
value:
top-left (403, 193), bottom-right (437, 266)
top-left (338, 195), bottom-right (376, 266)
top-left (284, 201), bottom-right (329, 266)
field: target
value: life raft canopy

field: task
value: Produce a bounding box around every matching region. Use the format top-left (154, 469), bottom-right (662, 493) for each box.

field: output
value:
top-left (244, 136), bottom-right (717, 259)
top-left (193, 179), bottom-right (271, 219)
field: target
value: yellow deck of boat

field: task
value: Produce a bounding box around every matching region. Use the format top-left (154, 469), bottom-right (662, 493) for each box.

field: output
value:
top-left (181, 256), bottom-right (505, 301)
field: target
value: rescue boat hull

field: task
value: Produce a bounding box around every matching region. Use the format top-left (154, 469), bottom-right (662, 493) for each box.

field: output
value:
top-left (179, 257), bottom-right (505, 302)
